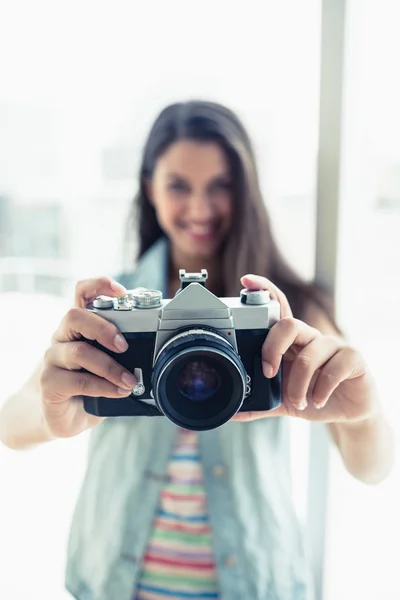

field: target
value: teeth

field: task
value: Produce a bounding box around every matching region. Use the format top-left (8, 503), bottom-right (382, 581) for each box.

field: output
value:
top-left (189, 225), bottom-right (213, 235)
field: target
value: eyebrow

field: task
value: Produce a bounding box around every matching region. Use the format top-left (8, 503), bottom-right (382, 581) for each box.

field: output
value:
top-left (166, 172), bottom-right (231, 181)
top-left (166, 173), bottom-right (188, 180)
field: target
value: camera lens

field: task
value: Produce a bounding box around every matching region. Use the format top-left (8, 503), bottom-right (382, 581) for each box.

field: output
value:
top-left (177, 359), bottom-right (221, 402)
top-left (152, 328), bottom-right (247, 431)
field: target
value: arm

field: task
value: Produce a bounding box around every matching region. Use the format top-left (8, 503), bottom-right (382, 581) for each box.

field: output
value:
top-left (304, 303), bottom-right (396, 485)
top-left (327, 411), bottom-right (395, 485)
top-left (0, 363), bottom-right (55, 450)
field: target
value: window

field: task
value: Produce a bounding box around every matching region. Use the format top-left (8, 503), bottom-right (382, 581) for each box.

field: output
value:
top-left (322, 2), bottom-right (400, 598)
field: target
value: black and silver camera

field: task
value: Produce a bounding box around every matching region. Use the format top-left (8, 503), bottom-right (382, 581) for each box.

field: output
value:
top-left (83, 269), bottom-right (282, 431)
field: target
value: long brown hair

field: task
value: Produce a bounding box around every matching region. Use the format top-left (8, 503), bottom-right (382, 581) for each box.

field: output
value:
top-left (129, 100), bottom-right (335, 322)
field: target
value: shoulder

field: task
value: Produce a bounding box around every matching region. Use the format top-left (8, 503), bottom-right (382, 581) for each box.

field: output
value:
top-left (301, 299), bottom-right (342, 337)
top-left (114, 236), bottom-right (169, 293)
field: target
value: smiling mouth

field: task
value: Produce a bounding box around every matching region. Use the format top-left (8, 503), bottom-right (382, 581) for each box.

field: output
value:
top-left (181, 222), bottom-right (220, 239)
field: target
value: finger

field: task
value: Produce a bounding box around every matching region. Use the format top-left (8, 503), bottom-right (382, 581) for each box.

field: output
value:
top-left (311, 346), bottom-right (362, 409)
top-left (286, 335), bottom-right (342, 410)
top-left (74, 277), bottom-right (127, 308)
top-left (231, 405), bottom-right (287, 422)
top-left (47, 341), bottom-right (137, 390)
top-left (54, 307), bottom-right (128, 353)
top-left (261, 317), bottom-right (320, 377)
top-left (240, 274), bottom-right (293, 319)
top-left (41, 365), bottom-right (133, 404)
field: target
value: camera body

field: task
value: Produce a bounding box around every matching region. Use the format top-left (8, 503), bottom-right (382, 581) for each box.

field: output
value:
top-left (83, 269), bottom-right (282, 431)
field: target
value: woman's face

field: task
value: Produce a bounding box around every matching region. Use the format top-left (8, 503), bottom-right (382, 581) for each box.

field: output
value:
top-left (148, 140), bottom-right (233, 261)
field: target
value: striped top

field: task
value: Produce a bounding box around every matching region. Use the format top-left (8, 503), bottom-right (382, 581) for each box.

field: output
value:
top-left (134, 428), bottom-right (220, 599)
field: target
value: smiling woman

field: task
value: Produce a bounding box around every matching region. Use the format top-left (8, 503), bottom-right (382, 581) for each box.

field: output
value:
top-left (1, 0), bottom-right (398, 597)
top-left (0, 99), bottom-right (394, 600)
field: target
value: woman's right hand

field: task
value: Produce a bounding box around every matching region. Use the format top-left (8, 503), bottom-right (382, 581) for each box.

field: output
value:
top-left (40, 277), bottom-right (137, 439)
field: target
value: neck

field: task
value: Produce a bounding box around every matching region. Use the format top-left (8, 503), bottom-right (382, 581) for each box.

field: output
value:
top-left (168, 246), bottom-right (223, 297)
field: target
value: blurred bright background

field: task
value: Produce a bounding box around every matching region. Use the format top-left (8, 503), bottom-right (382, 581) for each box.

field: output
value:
top-left (0, 0), bottom-right (399, 599)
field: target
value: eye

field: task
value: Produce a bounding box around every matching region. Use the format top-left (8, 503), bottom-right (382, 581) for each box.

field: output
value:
top-left (209, 180), bottom-right (232, 193)
top-left (168, 181), bottom-right (189, 193)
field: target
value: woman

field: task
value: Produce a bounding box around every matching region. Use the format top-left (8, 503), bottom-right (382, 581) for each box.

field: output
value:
top-left (0, 100), bottom-right (394, 600)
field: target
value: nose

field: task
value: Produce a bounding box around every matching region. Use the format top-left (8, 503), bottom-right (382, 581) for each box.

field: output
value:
top-left (187, 192), bottom-right (215, 221)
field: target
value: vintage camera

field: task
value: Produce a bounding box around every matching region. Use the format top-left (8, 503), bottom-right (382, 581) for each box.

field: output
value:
top-left (83, 269), bottom-right (282, 431)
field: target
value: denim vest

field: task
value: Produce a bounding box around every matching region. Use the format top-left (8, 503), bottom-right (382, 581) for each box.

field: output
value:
top-left (65, 237), bottom-right (314, 600)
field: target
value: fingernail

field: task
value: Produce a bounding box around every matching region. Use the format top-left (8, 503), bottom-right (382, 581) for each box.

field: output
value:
top-left (117, 387), bottom-right (131, 395)
top-left (263, 362), bottom-right (274, 378)
top-left (114, 334), bottom-right (128, 352)
top-left (121, 371), bottom-right (137, 388)
top-left (110, 280), bottom-right (127, 294)
top-left (296, 400), bottom-right (308, 411)
top-left (313, 401), bottom-right (323, 409)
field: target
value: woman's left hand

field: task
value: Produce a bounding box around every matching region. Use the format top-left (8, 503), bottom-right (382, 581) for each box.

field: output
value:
top-left (232, 274), bottom-right (379, 424)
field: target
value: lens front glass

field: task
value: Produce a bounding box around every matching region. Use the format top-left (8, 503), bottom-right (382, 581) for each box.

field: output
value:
top-left (177, 359), bottom-right (221, 402)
